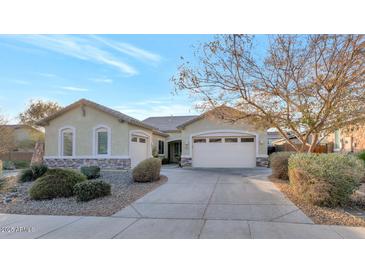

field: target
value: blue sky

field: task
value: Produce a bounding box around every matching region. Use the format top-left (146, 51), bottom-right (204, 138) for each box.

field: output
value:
top-left (0, 35), bottom-right (268, 123)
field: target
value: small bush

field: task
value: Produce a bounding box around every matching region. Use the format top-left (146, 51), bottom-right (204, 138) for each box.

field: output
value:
top-left (19, 168), bottom-right (34, 183)
top-left (161, 158), bottom-right (169, 165)
top-left (13, 160), bottom-right (30, 169)
top-left (18, 164), bottom-right (48, 183)
top-left (73, 180), bottom-right (111, 202)
top-left (132, 158), bottom-right (161, 182)
top-left (29, 168), bottom-right (86, 200)
top-left (2, 160), bottom-right (15, 170)
top-left (80, 166), bottom-right (101, 179)
top-left (269, 152), bottom-right (293, 180)
top-left (357, 150), bottom-right (365, 163)
top-left (288, 153), bottom-right (365, 207)
top-left (31, 164), bottom-right (48, 178)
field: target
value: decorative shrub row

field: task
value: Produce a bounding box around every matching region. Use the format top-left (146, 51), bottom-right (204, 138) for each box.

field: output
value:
top-left (80, 166), bottom-right (101, 179)
top-left (73, 180), bottom-right (111, 202)
top-left (132, 158), bottom-right (161, 182)
top-left (28, 167), bottom-right (111, 202)
top-left (29, 168), bottom-right (87, 200)
top-left (288, 153), bottom-right (364, 207)
top-left (19, 164), bottom-right (48, 183)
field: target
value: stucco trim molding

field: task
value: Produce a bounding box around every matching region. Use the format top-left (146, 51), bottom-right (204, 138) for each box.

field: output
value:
top-left (187, 129), bottom-right (260, 158)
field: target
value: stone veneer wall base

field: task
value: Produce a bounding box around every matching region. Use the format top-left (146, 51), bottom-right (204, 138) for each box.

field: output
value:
top-left (256, 157), bottom-right (269, 167)
top-left (44, 158), bottom-right (131, 169)
top-left (181, 157), bottom-right (192, 167)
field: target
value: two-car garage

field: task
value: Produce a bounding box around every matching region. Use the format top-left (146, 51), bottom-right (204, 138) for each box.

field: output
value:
top-left (192, 133), bottom-right (256, 168)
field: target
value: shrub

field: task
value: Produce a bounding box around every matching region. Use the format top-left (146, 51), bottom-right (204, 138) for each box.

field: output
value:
top-left (31, 164), bottom-right (48, 178)
top-left (29, 168), bottom-right (86, 200)
top-left (2, 160), bottom-right (15, 170)
top-left (73, 180), bottom-right (111, 202)
top-left (269, 152), bottom-right (293, 180)
top-left (19, 168), bottom-right (34, 183)
top-left (132, 158), bottom-right (161, 182)
top-left (357, 150), bottom-right (365, 163)
top-left (288, 153), bottom-right (365, 207)
top-left (18, 164), bottom-right (48, 183)
top-left (13, 160), bottom-right (30, 169)
top-left (80, 166), bottom-right (101, 179)
top-left (161, 158), bottom-right (169, 165)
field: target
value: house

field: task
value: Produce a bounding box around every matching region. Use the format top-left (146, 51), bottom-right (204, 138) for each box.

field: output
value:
top-left (267, 131), bottom-right (283, 146)
top-left (37, 99), bottom-right (268, 169)
top-left (0, 124), bottom-right (44, 152)
top-left (326, 126), bottom-right (365, 153)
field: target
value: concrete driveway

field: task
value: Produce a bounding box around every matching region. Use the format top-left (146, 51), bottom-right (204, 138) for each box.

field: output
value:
top-left (1, 168), bottom-right (365, 239)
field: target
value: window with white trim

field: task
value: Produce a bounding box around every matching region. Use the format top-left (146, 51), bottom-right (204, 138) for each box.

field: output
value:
top-left (158, 140), bottom-right (164, 154)
top-left (241, 137), bottom-right (254, 142)
top-left (61, 128), bottom-right (74, 156)
top-left (95, 127), bottom-right (109, 155)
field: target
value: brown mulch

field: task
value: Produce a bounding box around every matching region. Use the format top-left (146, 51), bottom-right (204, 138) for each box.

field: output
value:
top-left (270, 175), bottom-right (365, 227)
top-left (0, 172), bottom-right (167, 217)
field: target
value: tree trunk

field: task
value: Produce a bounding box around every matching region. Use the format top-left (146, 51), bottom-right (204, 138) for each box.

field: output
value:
top-left (31, 141), bottom-right (44, 166)
top-left (308, 134), bottom-right (319, 153)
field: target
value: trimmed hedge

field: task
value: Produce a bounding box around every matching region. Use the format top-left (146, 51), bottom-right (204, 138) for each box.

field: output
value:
top-left (288, 153), bottom-right (365, 207)
top-left (29, 168), bottom-right (86, 200)
top-left (18, 164), bottom-right (48, 183)
top-left (73, 180), bottom-right (111, 202)
top-left (80, 166), bottom-right (101, 179)
top-left (132, 158), bottom-right (161, 182)
top-left (269, 152), bottom-right (293, 180)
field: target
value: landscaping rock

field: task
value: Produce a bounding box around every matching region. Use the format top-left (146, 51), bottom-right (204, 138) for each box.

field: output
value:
top-left (0, 170), bottom-right (166, 216)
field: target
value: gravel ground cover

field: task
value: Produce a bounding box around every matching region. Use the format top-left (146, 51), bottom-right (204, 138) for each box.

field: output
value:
top-left (270, 175), bottom-right (365, 227)
top-left (0, 170), bottom-right (166, 216)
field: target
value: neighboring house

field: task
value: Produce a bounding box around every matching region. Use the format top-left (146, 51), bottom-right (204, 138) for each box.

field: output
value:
top-left (326, 126), bottom-right (365, 153)
top-left (37, 99), bottom-right (268, 169)
top-left (0, 124), bottom-right (44, 152)
top-left (267, 131), bottom-right (283, 146)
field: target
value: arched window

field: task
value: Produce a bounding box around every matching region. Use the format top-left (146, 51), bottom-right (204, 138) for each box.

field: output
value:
top-left (94, 126), bottom-right (111, 156)
top-left (59, 127), bottom-right (75, 157)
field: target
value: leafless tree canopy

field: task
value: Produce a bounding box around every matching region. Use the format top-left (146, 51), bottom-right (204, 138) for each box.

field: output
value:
top-left (19, 99), bottom-right (62, 128)
top-left (173, 35), bottom-right (365, 152)
top-left (0, 114), bottom-right (15, 154)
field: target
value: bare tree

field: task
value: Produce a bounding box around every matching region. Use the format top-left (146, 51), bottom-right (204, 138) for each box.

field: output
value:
top-left (173, 35), bottom-right (365, 152)
top-left (19, 99), bottom-right (62, 128)
top-left (0, 113), bottom-right (15, 154)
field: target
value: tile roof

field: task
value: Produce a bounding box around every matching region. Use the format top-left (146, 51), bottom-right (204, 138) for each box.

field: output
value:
top-left (36, 99), bottom-right (168, 137)
top-left (143, 115), bottom-right (198, 132)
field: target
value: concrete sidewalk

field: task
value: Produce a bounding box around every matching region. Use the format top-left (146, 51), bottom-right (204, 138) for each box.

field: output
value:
top-left (1, 168), bottom-right (365, 239)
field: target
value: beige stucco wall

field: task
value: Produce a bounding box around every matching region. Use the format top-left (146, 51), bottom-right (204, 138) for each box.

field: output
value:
top-left (180, 117), bottom-right (267, 156)
top-left (166, 131), bottom-right (182, 142)
top-left (44, 105), bottom-right (130, 157)
top-left (152, 134), bottom-right (168, 157)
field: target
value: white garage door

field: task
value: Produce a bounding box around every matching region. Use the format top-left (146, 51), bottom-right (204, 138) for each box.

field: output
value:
top-left (130, 135), bottom-right (148, 167)
top-left (192, 136), bottom-right (256, 168)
